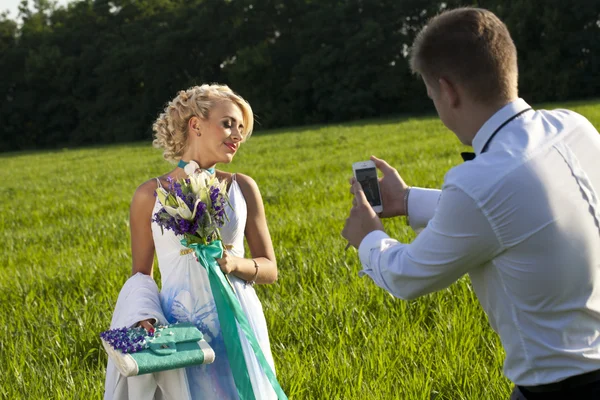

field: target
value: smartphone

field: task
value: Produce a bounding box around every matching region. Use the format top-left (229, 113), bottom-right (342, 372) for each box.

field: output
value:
top-left (352, 160), bottom-right (383, 213)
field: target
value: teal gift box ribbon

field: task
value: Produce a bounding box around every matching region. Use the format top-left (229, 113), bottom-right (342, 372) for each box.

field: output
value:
top-left (182, 239), bottom-right (288, 400)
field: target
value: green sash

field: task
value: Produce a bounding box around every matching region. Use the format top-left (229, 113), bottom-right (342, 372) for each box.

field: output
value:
top-left (182, 239), bottom-right (287, 400)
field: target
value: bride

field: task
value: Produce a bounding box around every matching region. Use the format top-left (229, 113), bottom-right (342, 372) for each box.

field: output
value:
top-left (104, 84), bottom-right (281, 399)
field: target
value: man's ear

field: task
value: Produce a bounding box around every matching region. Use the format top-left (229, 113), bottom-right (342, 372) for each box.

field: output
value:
top-left (439, 77), bottom-right (460, 108)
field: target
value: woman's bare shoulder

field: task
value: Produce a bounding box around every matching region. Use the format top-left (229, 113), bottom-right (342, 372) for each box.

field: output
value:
top-left (131, 178), bottom-right (160, 208)
top-left (232, 173), bottom-right (260, 196)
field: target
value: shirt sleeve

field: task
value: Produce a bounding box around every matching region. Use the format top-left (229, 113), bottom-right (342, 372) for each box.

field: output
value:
top-left (406, 187), bottom-right (442, 231)
top-left (358, 185), bottom-right (502, 300)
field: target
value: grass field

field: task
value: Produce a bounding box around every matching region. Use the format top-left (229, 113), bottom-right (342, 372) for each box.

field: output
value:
top-left (2, 100), bottom-right (599, 399)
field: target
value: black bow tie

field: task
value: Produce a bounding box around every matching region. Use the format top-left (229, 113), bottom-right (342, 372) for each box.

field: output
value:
top-left (461, 152), bottom-right (476, 162)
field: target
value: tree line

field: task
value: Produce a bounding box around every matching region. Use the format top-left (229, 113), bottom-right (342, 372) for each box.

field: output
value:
top-left (1, 0), bottom-right (599, 152)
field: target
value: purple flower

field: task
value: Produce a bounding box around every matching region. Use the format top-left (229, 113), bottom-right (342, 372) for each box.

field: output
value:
top-left (174, 182), bottom-right (184, 200)
top-left (210, 186), bottom-right (219, 202)
top-left (151, 210), bottom-right (163, 225)
top-left (100, 326), bottom-right (149, 354)
top-left (196, 202), bottom-right (207, 217)
top-left (177, 218), bottom-right (194, 235)
top-left (185, 194), bottom-right (195, 209)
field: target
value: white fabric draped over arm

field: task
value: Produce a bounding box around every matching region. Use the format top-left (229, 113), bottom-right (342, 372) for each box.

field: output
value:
top-left (104, 272), bottom-right (191, 400)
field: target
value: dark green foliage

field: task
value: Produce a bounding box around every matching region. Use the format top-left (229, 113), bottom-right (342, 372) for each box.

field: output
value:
top-left (1, 0), bottom-right (599, 152)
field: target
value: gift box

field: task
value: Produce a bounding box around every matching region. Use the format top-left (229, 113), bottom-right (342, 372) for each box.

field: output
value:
top-left (101, 322), bottom-right (215, 377)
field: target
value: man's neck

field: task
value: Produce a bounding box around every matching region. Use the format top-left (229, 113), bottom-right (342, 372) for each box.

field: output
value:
top-left (462, 97), bottom-right (517, 146)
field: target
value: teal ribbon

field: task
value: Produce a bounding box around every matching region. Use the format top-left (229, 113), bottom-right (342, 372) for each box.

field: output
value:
top-left (182, 239), bottom-right (288, 400)
top-left (178, 159), bottom-right (215, 174)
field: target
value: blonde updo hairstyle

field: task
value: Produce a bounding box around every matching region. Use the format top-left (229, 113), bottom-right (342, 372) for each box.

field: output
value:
top-left (152, 84), bottom-right (254, 163)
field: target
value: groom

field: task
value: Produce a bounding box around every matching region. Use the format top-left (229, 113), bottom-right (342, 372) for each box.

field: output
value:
top-left (342, 7), bottom-right (600, 400)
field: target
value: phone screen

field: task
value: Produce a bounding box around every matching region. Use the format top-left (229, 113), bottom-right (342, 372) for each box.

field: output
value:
top-left (355, 167), bottom-right (382, 207)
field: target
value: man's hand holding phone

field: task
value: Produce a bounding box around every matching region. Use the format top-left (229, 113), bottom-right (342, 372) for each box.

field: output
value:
top-left (342, 155), bottom-right (410, 249)
top-left (369, 155), bottom-right (410, 218)
top-left (342, 180), bottom-right (385, 249)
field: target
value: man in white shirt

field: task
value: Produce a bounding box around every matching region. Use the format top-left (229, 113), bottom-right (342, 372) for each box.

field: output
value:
top-left (342, 7), bottom-right (600, 400)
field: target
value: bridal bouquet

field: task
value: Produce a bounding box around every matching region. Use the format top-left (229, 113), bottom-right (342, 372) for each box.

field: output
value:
top-left (152, 162), bottom-right (229, 245)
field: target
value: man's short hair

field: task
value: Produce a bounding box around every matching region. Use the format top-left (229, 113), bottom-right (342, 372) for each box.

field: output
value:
top-left (410, 7), bottom-right (518, 104)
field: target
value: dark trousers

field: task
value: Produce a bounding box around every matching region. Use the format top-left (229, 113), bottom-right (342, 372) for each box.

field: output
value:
top-left (509, 376), bottom-right (600, 399)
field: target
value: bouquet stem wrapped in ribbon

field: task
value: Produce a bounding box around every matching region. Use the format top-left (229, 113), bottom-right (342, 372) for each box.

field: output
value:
top-left (153, 162), bottom-right (287, 400)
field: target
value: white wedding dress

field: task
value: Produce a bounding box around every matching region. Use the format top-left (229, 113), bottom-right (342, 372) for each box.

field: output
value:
top-left (152, 174), bottom-right (278, 399)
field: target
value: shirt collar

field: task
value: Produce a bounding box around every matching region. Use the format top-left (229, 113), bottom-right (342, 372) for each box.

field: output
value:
top-left (472, 98), bottom-right (531, 154)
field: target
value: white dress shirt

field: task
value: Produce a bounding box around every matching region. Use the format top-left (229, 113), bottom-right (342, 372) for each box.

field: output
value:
top-left (359, 98), bottom-right (600, 386)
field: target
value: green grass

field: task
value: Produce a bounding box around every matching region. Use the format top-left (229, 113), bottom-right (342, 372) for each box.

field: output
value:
top-left (2, 100), bottom-right (599, 399)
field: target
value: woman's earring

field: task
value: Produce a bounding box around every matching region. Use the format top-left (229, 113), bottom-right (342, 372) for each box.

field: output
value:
top-left (196, 132), bottom-right (201, 137)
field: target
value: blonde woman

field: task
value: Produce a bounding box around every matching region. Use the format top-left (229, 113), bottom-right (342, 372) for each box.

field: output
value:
top-left (104, 84), bottom-right (280, 399)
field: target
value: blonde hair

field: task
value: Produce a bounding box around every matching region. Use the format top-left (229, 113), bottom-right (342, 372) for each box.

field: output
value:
top-left (410, 7), bottom-right (518, 104)
top-left (152, 84), bottom-right (254, 163)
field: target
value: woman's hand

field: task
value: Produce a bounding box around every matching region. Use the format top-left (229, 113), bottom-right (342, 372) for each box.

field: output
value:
top-left (137, 319), bottom-right (156, 334)
top-left (216, 250), bottom-right (239, 274)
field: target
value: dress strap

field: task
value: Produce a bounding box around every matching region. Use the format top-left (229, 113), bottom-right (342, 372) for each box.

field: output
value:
top-left (231, 173), bottom-right (237, 182)
top-left (155, 178), bottom-right (163, 188)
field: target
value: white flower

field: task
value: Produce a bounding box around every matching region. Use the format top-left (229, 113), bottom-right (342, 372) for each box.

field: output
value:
top-left (189, 171), bottom-right (208, 195)
top-left (175, 196), bottom-right (193, 219)
top-left (183, 160), bottom-right (200, 176)
top-left (163, 205), bottom-right (179, 217)
top-left (161, 196), bottom-right (194, 219)
top-left (156, 187), bottom-right (174, 207)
